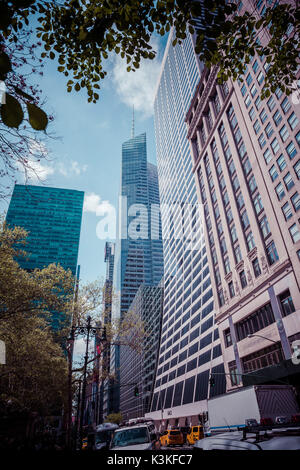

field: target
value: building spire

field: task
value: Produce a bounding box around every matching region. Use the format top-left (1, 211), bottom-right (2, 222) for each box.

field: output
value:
top-left (131, 105), bottom-right (135, 139)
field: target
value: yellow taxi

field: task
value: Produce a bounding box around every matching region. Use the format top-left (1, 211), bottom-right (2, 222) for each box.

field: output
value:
top-left (82, 437), bottom-right (88, 450)
top-left (160, 429), bottom-right (184, 447)
top-left (186, 425), bottom-right (204, 445)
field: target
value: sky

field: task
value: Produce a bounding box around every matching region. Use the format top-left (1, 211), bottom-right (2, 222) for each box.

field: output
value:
top-left (1, 33), bottom-right (168, 286)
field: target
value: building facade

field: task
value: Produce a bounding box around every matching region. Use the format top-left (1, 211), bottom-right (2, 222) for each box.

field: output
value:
top-left (6, 184), bottom-right (84, 277)
top-left (120, 284), bottom-right (164, 421)
top-left (147, 30), bottom-right (226, 429)
top-left (111, 133), bottom-right (164, 413)
top-left (185, 0), bottom-right (300, 396)
top-left (101, 242), bottom-right (115, 421)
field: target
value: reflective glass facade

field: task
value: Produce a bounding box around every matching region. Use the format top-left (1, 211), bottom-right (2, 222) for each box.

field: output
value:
top-left (111, 133), bottom-right (164, 412)
top-left (6, 184), bottom-right (84, 276)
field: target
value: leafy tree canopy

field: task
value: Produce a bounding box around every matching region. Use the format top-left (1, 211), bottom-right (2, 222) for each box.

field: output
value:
top-left (0, 0), bottom-right (299, 129)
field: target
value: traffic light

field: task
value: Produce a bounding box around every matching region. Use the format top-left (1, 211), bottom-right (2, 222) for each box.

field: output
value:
top-left (209, 376), bottom-right (215, 387)
top-left (134, 386), bottom-right (139, 397)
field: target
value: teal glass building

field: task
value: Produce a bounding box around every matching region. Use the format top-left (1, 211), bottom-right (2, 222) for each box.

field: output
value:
top-left (6, 184), bottom-right (84, 277)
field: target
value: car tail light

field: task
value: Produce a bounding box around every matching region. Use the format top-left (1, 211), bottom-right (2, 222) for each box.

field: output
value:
top-left (291, 414), bottom-right (300, 424)
top-left (260, 417), bottom-right (273, 426)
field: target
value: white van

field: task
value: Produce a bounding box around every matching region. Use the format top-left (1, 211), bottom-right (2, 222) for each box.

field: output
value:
top-left (110, 424), bottom-right (160, 450)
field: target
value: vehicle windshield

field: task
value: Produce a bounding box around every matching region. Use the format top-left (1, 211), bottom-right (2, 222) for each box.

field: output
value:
top-left (112, 427), bottom-right (150, 447)
top-left (96, 430), bottom-right (112, 444)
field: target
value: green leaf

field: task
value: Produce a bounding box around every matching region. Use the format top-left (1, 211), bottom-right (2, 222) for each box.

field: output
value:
top-left (1, 94), bottom-right (24, 128)
top-left (26, 103), bottom-right (48, 131)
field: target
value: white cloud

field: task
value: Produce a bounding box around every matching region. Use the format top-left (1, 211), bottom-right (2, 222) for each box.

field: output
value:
top-left (83, 192), bottom-right (115, 215)
top-left (57, 160), bottom-right (88, 177)
top-left (17, 159), bottom-right (55, 182)
top-left (111, 38), bottom-right (163, 117)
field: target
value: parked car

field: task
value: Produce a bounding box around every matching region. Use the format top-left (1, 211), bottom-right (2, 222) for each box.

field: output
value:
top-left (160, 429), bottom-right (184, 447)
top-left (186, 425), bottom-right (204, 445)
top-left (110, 424), bottom-right (160, 450)
top-left (193, 426), bottom-right (300, 450)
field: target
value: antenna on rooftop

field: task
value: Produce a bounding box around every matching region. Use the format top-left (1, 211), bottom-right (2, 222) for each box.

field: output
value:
top-left (131, 105), bottom-right (135, 139)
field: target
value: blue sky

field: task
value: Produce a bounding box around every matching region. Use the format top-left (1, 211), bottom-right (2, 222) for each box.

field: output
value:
top-left (1, 33), bottom-right (168, 285)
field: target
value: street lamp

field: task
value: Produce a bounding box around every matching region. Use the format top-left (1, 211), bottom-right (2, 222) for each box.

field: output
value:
top-left (247, 333), bottom-right (278, 344)
top-left (67, 316), bottom-right (107, 450)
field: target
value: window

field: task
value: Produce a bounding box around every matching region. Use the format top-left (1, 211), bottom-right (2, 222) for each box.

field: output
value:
top-left (281, 97), bottom-right (291, 114)
top-left (224, 256), bottom-right (231, 274)
top-left (282, 202), bottom-right (293, 220)
top-left (279, 290), bottom-right (295, 317)
top-left (253, 193), bottom-right (264, 214)
top-left (258, 133), bottom-right (266, 148)
top-left (229, 361), bottom-right (240, 386)
top-left (234, 244), bottom-right (242, 263)
top-left (286, 141), bottom-right (297, 160)
top-left (279, 125), bottom-right (289, 142)
top-left (228, 160), bottom-right (236, 176)
top-left (241, 84), bottom-right (247, 96)
top-left (232, 175), bottom-right (240, 191)
top-left (252, 258), bottom-right (261, 277)
top-left (241, 210), bottom-right (250, 230)
top-left (275, 87), bottom-right (283, 100)
top-left (259, 108), bottom-right (268, 124)
top-left (271, 137), bottom-right (280, 154)
top-left (291, 192), bottom-right (300, 212)
top-left (240, 270), bottom-right (247, 289)
top-left (294, 160), bottom-right (300, 179)
top-left (296, 131), bottom-right (300, 147)
top-left (243, 157), bottom-right (252, 176)
top-left (246, 73), bottom-right (253, 86)
top-left (245, 94), bottom-right (251, 109)
top-left (265, 122), bottom-right (274, 138)
top-left (252, 60), bottom-right (259, 73)
top-left (267, 96), bottom-right (276, 111)
top-left (224, 328), bottom-right (232, 348)
top-left (260, 215), bottom-right (271, 238)
top-left (226, 207), bottom-right (233, 223)
top-left (220, 237), bottom-right (227, 255)
top-left (266, 241), bottom-right (279, 265)
top-left (248, 175), bottom-right (257, 193)
top-left (283, 172), bottom-right (295, 191)
top-left (230, 224), bottom-right (238, 243)
top-left (275, 182), bottom-right (285, 200)
top-left (228, 281), bottom-right (235, 299)
top-left (257, 71), bottom-right (264, 85)
top-left (218, 289), bottom-right (225, 307)
top-left (289, 223), bottom-right (300, 243)
top-left (273, 110), bottom-right (282, 127)
top-left (276, 154), bottom-right (286, 172)
top-left (253, 119), bottom-right (261, 134)
top-left (263, 148), bottom-right (272, 164)
top-left (246, 231), bottom-right (255, 251)
top-left (269, 164), bottom-right (278, 182)
top-left (255, 95), bottom-right (262, 109)
top-left (250, 84), bottom-right (258, 97)
top-left (249, 106), bottom-right (256, 121)
top-left (288, 112), bottom-right (299, 130)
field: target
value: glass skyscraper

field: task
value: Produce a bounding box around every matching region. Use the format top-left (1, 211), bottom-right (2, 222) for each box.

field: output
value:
top-left (6, 184), bottom-right (84, 277)
top-left (111, 132), bottom-right (164, 413)
top-left (147, 31), bottom-right (225, 428)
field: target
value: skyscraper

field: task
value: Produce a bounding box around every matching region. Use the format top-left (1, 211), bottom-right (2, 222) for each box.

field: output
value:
top-left (111, 132), bottom-right (164, 413)
top-left (185, 0), bottom-right (300, 395)
top-left (6, 184), bottom-right (84, 328)
top-left (6, 184), bottom-right (84, 277)
top-left (147, 31), bottom-right (225, 429)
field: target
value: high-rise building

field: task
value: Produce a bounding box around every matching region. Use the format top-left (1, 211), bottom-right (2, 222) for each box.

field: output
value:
top-left (185, 0), bottom-right (300, 396)
top-left (6, 184), bottom-right (84, 277)
top-left (6, 184), bottom-right (84, 328)
top-left (101, 242), bottom-right (115, 421)
top-left (147, 30), bottom-right (226, 429)
top-left (120, 283), bottom-right (164, 421)
top-left (111, 132), bottom-right (164, 413)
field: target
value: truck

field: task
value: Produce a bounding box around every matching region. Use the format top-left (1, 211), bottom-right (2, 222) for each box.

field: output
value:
top-left (207, 385), bottom-right (300, 433)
